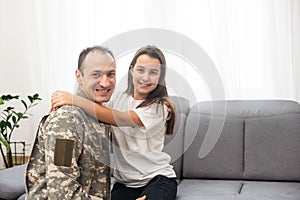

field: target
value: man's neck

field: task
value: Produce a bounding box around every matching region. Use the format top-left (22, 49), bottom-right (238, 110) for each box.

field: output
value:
top-left (76, 88), bottom-right (89, 100)
top-left (76, 88), bottom-right (105, 106)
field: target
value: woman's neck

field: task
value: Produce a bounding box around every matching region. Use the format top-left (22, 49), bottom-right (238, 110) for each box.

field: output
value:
top-left (133, 93), bottom-right (147, 100)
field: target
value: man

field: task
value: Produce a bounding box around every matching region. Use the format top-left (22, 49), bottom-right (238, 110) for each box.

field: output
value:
top-left (25, 46), bottom-right (116, 200)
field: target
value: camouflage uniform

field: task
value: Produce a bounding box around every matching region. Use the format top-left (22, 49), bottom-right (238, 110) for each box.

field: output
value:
top-left (25, 89), bottom-right (110, 200)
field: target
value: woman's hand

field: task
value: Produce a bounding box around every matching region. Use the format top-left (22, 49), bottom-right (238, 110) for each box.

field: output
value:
top-left (163, 97), bottom-right (176, 121)
top-left (136, 195), bottom-right (146, 200)
top-left (50, 90), bottom-right (74, 112)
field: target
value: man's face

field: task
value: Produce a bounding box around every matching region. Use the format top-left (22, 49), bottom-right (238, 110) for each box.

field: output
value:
top-left (76, 50), bottom-right (116, 104)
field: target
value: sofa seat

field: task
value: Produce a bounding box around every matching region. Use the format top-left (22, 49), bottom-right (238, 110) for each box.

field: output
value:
top-left (176, 179), bottom-right (300, 200)
top-left (240, 181), bottom-right (300, 200)
top-left (177, 179), bottom-right (243, 200)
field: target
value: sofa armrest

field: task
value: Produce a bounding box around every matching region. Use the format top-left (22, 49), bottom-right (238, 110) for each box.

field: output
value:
top-left (0, 164), bottom-right (26, 200)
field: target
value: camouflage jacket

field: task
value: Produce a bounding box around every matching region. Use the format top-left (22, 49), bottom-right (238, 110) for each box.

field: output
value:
top-left (26, 90), bottom-right (110, 200)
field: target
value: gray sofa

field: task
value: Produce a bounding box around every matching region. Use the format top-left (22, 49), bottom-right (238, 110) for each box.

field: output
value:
top-left (165, 97), bottom-right (300, 200)
top-left (0, 164), bottom-right (27, 200)
top-left (1, 98), bottom-right (300, 199)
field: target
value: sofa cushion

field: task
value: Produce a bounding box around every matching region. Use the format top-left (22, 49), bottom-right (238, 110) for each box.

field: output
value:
top-left (0, 164), bottom-right (26, 200)
top-left (170, 96), bottom-right (190, 116)
top-left (164, 114), bottom-right (186, 179)
top-left (193, 100), bottom-right (300, 118)
top-left (17, 193), bottom-right (26, 200)
top-left (244, 113), bottom-right (300, 181)
top-left (183, 113), bottom-right (244, 179)
top-left (163, 96), bottom-right (189, 179)
top-left (240, 181), bottom-right (300, 200)
top-left (177, 179), bottom-right (243, 200)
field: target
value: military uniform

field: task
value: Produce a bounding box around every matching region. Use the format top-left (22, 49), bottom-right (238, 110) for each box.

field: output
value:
top-left (26, 89), bottom-right (110, 200)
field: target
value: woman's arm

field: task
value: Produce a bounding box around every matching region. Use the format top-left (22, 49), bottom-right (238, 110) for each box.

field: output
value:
top-left (51, 91), bottom-right (143, 127)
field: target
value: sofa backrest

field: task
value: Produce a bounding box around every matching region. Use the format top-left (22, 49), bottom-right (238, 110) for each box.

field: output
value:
top-left (163, 96), bottom-right (190, 179)
top-left (182, 100), bottom-right (300, 181)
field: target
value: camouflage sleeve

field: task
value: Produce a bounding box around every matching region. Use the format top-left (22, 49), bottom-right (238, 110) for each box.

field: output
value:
top-left (44, 108), bottom-right (101, 200)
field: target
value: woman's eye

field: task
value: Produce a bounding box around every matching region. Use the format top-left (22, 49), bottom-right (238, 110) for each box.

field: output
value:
top-left (136, 68), bottom-right (144, 73)
top-left (150, 71), bottom-right (159, 75)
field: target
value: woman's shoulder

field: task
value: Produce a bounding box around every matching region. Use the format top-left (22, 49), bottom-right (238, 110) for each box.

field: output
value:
top-left (110, 91), bottom-right (131, 108)
top-left (136, 101), bottom-right (167, 115)
top-left (113, 91), bottom-right (130, 101)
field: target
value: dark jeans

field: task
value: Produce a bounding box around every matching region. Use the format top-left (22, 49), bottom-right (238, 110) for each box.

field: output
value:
top-left (111, 175), bottom-right (177, 200)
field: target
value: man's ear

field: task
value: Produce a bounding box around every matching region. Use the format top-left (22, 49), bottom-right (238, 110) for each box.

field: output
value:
top-left (75, 70), bottom-right (82, 85)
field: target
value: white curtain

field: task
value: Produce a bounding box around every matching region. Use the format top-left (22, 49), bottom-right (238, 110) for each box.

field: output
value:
top-left (32, 0), bottom-right (300, 102)
top-left (0, 0), bottom-right (299, 160)
top-left (207, 0), bottom-right (300, 100)
top-left (170, 0), bottom-right (300, 101)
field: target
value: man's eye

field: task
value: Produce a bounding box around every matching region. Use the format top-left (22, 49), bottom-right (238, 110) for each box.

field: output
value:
top-left (92, 73), bottom-right (100, 78)
top-left (108, 71), bottom-right (116, 77)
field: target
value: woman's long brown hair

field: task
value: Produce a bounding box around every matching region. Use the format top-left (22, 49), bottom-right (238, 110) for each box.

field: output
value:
top-left (126, 45), bottom-right (176, 135)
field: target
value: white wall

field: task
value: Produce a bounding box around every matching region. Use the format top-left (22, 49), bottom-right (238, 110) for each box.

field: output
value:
top-left (0, 1), bottom-right (51, 167)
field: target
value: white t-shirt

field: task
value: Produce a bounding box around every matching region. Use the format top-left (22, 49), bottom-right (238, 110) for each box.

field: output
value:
top-left (110, 92), bottom-right (176, 188)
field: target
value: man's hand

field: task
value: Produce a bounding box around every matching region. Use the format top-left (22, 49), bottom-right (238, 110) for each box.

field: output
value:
top-left (136, 195), bottom-right (146, 200)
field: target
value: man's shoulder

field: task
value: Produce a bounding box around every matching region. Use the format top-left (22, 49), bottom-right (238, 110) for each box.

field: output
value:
top-left (49, 105), bottom-right (86, 118)
top-left (41, 106), bottom-right (88, 126)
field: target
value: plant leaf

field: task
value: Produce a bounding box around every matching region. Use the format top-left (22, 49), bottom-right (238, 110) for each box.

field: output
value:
top-left (21, 100), bottom-right (28, 109)
top-left (2, 95), bottom-right (19, 101)
top-left (7, 114), bottom-right (12, 121)
top-left (12, 116), bottom-right (16, 123)
top-left (0, 120), bottom-right (6, 129)
top-left (5, 107), bottom-right (14, 112)
top-left (33, 93), bottom-right (41, 100)
top-left (17, 112), bottom-right (23, 119)
top-left (6, 121), bottom-right (12, 129)
top-left (28, 96), bottom-right (33, 103)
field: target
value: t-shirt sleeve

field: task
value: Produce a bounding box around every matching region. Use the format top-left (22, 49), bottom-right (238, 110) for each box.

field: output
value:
top-left (132, 103), bottom-right (168, 132)
top-left (104, 91), bottom-right (123, 108)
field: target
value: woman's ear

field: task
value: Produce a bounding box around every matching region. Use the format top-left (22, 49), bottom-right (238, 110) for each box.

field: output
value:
top-left (129, 65), bottom-right (134, 76)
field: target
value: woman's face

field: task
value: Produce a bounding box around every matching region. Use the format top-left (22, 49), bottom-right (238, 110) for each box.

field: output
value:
top-left (131, 54), bottom-right (161, 100)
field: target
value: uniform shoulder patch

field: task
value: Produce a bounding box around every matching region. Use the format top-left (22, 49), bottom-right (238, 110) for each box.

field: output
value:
top-left (54, 139), bottom-right (74, 167)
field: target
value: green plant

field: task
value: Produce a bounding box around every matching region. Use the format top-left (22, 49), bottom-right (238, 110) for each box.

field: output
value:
top-left (0, 93), bottom-right (41, 168)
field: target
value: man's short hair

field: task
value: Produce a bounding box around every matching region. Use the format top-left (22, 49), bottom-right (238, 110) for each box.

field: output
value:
top-left (77, 46), bottom-right (115, 72)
